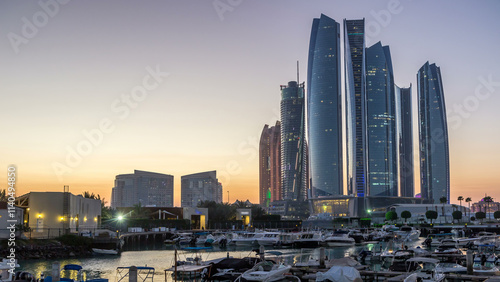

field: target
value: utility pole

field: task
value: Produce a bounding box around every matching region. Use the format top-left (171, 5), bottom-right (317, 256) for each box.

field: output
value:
top-left (227, 191), bottom-right (229, 204)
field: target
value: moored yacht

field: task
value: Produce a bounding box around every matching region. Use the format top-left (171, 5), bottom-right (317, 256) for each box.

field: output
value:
top-left (293, 231), bottom-right (323, 248)
top-left (394, 226), bottom-right (421, 242)
top-left (323, 230), bottom-right (355, 247)
top-left (230, 232), bottom-right (263, 247)
top-left (257, 232), bottom-right (281, 247)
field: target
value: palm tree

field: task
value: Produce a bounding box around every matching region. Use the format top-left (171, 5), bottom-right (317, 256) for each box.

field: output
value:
top-left (440, 197), bottom-right (447, 223)
top-left (0, 189), bottom-right (7, 202)
top-left (465, 197), bottom-right (472, 222)
top-left (458, 196), bottom-right (464, 214)
top-left (483, 196), bottom-right (493, 221)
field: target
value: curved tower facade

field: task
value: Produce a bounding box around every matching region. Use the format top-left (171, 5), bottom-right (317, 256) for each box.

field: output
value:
top-left (365, 42), bottom-right (398, 196)
top-left (418, 62), bottom-right (450, 204)
top-left (307, 14), bottom-right (343, 198)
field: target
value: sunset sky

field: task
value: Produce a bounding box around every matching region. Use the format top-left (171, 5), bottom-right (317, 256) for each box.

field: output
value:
top-left (1, 1), bottom-right (499, 207)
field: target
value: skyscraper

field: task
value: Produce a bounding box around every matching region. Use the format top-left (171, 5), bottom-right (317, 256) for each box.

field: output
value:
top-left (344, 19), bottom-right (367, 197)
top-left (181, 171), bottom-right (222, 207)
top-left (397, 85), bottom-right (414, 197)
top-left (307, 14), bottom-right (343, 198)
top-left (280, 81), bottom-right (307, 201)
top-left (418, 62), bottom-right (450, 204)
top-left (111, 170), bottom-right (174, 208)
top-left (365, 42), bottom-right (398, 196)
top-left (259, 121), bottom-right (281, 205)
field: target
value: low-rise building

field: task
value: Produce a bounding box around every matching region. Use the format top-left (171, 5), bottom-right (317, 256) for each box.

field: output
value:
top-left (0, 201), bottom-right (24, 239)
top-left (15, 192), bottom-right (101, 237)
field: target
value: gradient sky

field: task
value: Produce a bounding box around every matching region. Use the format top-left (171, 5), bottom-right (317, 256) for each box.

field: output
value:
top-left (1, 0), bottom-right (499, 207)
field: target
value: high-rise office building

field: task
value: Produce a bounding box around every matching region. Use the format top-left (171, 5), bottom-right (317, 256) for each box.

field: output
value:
top-left (365, 42), bottom-right (398, 196)
top-left (181, 171), bottom-right (222, 207)
top-left (259, 121), bottom-right (281, 205)
top-left (418, 62), bottom-right (450, 204)
top-left (111, 170), bottom-right (174, 208)
top-left (344, 19), bottom-right (367, 197)
top-left (397, 85), bottom-right (414, 197)
top-left (307, 14), bottom-right (343, 198)
top-left (280, 81), bottom-right (307, 201)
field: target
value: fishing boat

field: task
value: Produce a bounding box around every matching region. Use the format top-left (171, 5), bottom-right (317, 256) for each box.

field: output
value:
top-left (239, 261), bottom-right (291, 282)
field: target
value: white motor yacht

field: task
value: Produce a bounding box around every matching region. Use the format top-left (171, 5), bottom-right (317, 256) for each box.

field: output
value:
top-left (239, 261), bottom-right (291, 282)
top-left (257, 232), bottom-right (281, 246)
top-left (230, 232), bottom-right (263, 247)
top-left (323, 230), bottom-right (355, 247)
top-left (293, 231), bottom-right (323, 248)
top-left (394, 226), bottom-right (421, 242)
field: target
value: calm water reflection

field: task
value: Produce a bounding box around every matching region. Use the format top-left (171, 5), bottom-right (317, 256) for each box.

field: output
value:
top-left (18, 239), bottom-right (425, 281)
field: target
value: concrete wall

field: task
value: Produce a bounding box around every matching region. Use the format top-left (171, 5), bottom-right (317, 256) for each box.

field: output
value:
top-left (27, 192), bottom-right (101, 233)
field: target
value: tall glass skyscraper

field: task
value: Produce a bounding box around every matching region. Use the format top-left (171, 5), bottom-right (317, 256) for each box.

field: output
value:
top-left (280, 81), bottom-right (307, 201)
top-left (344, 19), bottom-right (367, 197)
top-left (365, 42), bottom-right (398, 196)
top-left (397, 85), bottom-right (414, 197)
top-left (418, 62), bottom-right (450, 204)
top-left (307, 14), bottom-right (343, 197)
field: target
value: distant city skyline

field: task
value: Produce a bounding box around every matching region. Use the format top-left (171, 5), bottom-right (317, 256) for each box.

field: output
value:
top-left (1, 1), bottom-right (499, 206)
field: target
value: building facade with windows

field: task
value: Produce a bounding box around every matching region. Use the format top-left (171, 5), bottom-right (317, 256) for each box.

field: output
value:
top-left (344, 18), bottom-right (367, 198)
top-left (365, 42), bottom-right (398, 197)
top-left (307, 14), bottom-right (343, 198)
top-left (259, 121), bottom-right (281, 205)
top-left (280, 81), bottom-right (307, 202)
top-left (181, 171), bottom-right (222, 207)
top-left (397, 85), bottom-right (414, 197)
top-left (111, 170), bottom-right (174, 208)
top-left (418, 62), bottom-right (450, 204)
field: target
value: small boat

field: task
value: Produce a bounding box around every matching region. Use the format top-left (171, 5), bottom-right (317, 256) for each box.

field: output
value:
top-left (92, 248), bottom-right (119, 255)
top-left (44, 264), bottom-right (109, 282)
top-left (239, 261), bottom-right (291, 282)
top-left (315, 265), bottom-right (361, 282)
top-left (0, 258), bottom-right (24, 282)
top-left (435, 262), bottom-right (467, 274)
top-left (230, 232), bottom-right (263, 247)
top-left (403, 258), bottom-right (445, 282)
top-left (323, 230), bottom-right (355, 247)
top-left (473, 261), bottom-right (500, 275)
top-left (257, 232), bottom-right (281, 247)
top-left (293, 231), bottom-right (322, 248)
top-left (276, 233), bottom-right (299, 248)
top-left (202, 257), bottom-right (262, 282)
top-left (181, 246), bottom-right (213, 250)
top-left (394, 226), bottom-right (421, 242)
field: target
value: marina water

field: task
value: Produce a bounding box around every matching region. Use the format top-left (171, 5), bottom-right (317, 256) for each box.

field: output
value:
top-left (17, 239), bottom-right (425, 281)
